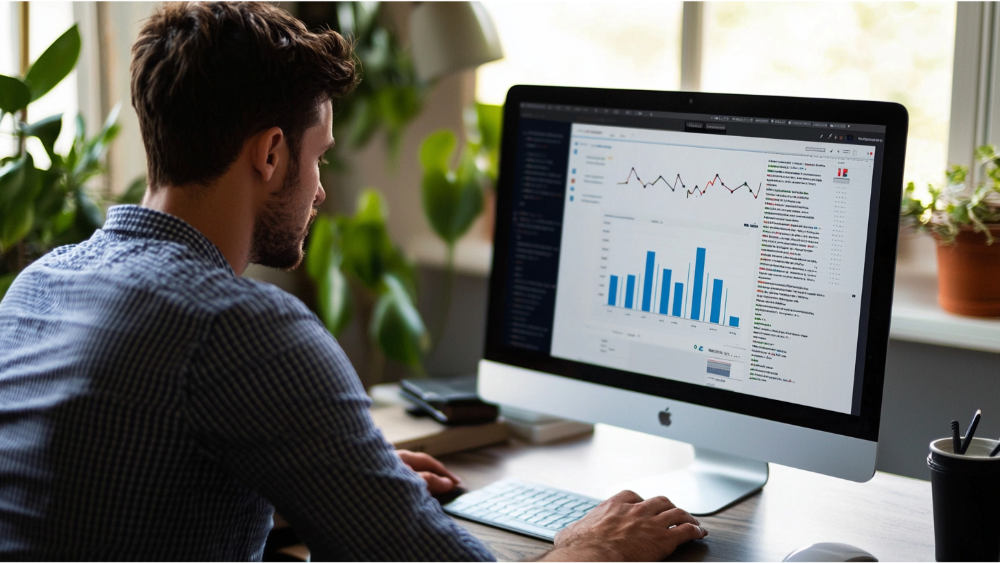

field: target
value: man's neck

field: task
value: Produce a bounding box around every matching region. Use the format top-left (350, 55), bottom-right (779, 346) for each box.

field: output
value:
top-left (141, 180), bottom-right (255, 275)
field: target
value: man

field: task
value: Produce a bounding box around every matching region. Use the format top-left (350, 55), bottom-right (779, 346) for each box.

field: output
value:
top-left (0, 2), bottom-right (706, 560)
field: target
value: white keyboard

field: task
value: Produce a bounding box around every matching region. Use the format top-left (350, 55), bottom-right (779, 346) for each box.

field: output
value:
top-left (442, 478), bottom-right (601, 541)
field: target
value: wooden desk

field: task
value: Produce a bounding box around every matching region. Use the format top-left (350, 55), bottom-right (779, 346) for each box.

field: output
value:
top-left (440, 424), bottom-right (934, 562)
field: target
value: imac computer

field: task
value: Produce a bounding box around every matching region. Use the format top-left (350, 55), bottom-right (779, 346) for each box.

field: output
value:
top-left (478, 86), bottom-right (908, 515)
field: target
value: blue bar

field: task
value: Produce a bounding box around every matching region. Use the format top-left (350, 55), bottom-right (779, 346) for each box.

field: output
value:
top-left (608, 276), bottom-right (618, 306)
top-left (710, 279), bottom-right (723, 324)
top-left (690, 248), bottom-right (706, 320)
top-left (672, 282), bottom-right (683, 316)
top-left (729, 316), bottom-right (740, 327)
top-left (659, 269), bottom-right (672, 315)
top-left (641, 251), bottom-right (655, 312)
top-left (625, 275), bottom-right (636, 309)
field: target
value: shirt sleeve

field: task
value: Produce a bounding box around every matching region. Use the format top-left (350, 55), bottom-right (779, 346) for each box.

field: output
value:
top-left (184, 290), bottom-right (495, 562)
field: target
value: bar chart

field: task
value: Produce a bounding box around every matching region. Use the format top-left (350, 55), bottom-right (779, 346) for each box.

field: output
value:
top-left (605, 246), bottom-right (741, 329)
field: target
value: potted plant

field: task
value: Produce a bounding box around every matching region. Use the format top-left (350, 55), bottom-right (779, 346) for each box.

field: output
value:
top-left (0, 25), bottom-right (140, 300)
top-left (416, 102), bottom-right (502, 355)
top-left (901, 145), bottom-right (1000, 316)
top-left (305, 190), bottom-right (428, 384)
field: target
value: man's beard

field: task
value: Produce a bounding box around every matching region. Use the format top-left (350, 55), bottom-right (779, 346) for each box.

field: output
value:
top-left (248, 166), bottom-right (317, 270)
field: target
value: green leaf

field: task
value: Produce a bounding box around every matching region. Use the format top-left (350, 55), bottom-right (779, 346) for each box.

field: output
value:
top-left (353, 2), bottom-right (380, 40)
top-left (305, 214), bottom-right (335, 281)
top-left (22, 114), bottom-right (63, 160)
top-left (0, 154), bottom-right (40, 251)
top-left (74, 188), bottom-right (104, 233)
top-left (421, 166), bottom-right (484, 244)
top-left (118, 175), bottom-right (147, 205)
top-left (476, 103), bottom-right (503, 153)
top-left (946, 164), bottom-right (967, 187)
top-left (303, 210), bottom-right (354, 336)
top-left (77, 103), bottom-right (121, 176)
top-left (25, 25), bottom-right (81, 102)
top-left (33, 168), bottom-right (67, 225)
top-left (341, 221), bottom-right (391, 289)
top-left (317, 259), bottom-right (353, 337)
top-left (370, 274), bottom-right (428, 369)
top-left (347, 98), bottom-right (381, 149)
top-left (0, 74), bottom-right (31, 114)
top-left (0, 273), bottom-right (17, 301)
top-left (365, 28), bottom-right (392, 74)
top-left (419, 130), bottom-right (457, 172)
top-left (1, 204), bottom-right (33, 252)
top-left (355, 188), bottom-right (388, 224)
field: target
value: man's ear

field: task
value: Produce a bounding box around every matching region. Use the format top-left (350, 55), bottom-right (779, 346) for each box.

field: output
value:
top-left (252, 127), bottom-right (285, 184)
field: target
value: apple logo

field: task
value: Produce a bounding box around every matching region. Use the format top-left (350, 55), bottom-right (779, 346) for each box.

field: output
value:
top-left (658, 407), bottom-right (672, 427)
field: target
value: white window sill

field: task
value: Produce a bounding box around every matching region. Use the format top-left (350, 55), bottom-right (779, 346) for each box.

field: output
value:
top-left (890, 268), bottom-right (1000, 354)
top-left (407, 236), bottom-right (1000, 355)
top-left (406, 235), bottom-right (493, 277)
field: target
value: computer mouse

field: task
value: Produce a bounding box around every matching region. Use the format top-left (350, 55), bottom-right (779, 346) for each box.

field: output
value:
top-left (782, 542), bottom-right (877, 562)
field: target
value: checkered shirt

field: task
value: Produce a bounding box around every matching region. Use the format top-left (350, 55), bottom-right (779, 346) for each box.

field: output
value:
top-left (0, 205), bottom-right (494, 561)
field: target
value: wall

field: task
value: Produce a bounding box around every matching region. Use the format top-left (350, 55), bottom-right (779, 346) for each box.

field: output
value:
top-left (878, 340), bottom-right (1000, 480)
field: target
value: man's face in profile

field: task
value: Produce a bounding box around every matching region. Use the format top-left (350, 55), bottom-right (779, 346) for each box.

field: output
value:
top-left (249, 100), bottom-right (334, 270)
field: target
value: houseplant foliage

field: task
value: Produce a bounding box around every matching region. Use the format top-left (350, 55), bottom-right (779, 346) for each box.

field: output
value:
top-left (0, 25), bottom-right (139, 299)
top-left (901, 144), bottom-right (1000, 317)
top-left (901, 144), bottom-right (1000, 245)
top-left (297, 1), bottom-right (425, 166)
top-left (305, 189), bottom-right (429, 374)
top-left (464, 102), bottom-right (503, 187)
top-left (417, 103), bottom-right (501, 350)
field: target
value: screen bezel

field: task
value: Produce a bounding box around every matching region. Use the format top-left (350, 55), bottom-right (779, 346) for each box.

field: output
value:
top-left (483, 85), bottom-right (908, 442)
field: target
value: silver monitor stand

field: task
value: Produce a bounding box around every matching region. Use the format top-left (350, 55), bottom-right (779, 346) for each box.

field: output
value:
top-left (613, 448), bottom-right (768, 515)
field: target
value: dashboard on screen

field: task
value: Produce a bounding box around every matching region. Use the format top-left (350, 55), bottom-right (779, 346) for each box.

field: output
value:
top-left (489, 95), bottom-right (894, 425)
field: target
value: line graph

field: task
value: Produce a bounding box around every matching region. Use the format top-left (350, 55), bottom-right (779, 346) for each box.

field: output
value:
top-left (617, 167), bottom-right (762, 199)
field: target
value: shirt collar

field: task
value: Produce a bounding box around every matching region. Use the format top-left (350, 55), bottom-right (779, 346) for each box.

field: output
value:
top-left (102, 205), bottom-right (234, 274)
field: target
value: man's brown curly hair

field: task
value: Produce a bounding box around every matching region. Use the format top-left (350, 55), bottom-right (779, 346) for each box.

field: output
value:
top-left (131, 2), bottom-right (357, 189)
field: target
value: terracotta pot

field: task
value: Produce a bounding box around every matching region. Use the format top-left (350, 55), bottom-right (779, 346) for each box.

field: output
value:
top-left (936, 226), bottom-right (1000, 317)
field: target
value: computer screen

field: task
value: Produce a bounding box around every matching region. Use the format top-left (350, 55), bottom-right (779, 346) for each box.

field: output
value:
top-left (481, 86), bottom-right (907, 492)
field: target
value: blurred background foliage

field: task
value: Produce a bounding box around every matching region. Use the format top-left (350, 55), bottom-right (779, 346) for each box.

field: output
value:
top-left (0, 24), bottom-right (142, 299)
top-left (297, 2), bottom-right (425, 168)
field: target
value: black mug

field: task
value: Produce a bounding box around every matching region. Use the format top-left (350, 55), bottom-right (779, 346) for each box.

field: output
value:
top-left (928, 437), bottom-right (1000, 562)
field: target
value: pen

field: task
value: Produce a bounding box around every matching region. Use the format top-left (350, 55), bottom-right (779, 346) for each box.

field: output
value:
top-left (959, 409), bottom-right (982, 455)
top-left (991, 442), bottom-right (1000, 457)
top-left (952, 420), bottom-right (962, 454)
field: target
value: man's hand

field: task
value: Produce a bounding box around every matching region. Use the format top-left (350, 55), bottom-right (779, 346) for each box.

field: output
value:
top-left (396, 450), bottom-right (462, 495)
top-left (537, 490), bottom-right (707, 562)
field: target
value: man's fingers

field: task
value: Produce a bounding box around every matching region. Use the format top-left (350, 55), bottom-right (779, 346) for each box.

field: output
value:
top-left (637, 495), bottom-right (676, 515)
top-left (667, 524), bottom-right (708, 548)
top-left (399, 451), bottom-right (461, 483)
top-left (608, 489), bottom-right (644, 504)
top-left (420, 471), bottom-right (458, 495)
top-left (653, 507), bottom-right (701, 529)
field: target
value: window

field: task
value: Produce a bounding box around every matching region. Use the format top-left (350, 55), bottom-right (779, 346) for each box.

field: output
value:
top-left (476, 2), bottom-right (683, 105)
top-left (477, 2), bottom-right (957, 192)
top-left (0, 2), bottom-right (79, 167)
top-left (702, 2), bottom-right (955, 193)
